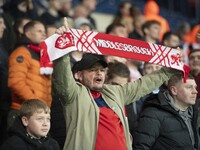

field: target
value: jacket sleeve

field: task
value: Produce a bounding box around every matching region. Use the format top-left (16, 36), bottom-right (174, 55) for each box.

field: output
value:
top-left (0, 136), bottom-right (24, 150)
top-left (52, 54), bottom-right (79, 105)
top-left (133, 107), bottom-right (161, 150)
top-left (8, 47), bottom-right (35, 100)
top-left (120, 67), bottom-right (179, 105)
top-left (0, 141), bottom-right (12, 150)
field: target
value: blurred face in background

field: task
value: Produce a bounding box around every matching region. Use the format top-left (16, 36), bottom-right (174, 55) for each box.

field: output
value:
top-left (121, 17), bottom-right (134, 34)
top-left (189, 51), bottom-right (200, 75)
top-left (0, 17), bottom-right (6, 39)
top-left (120, 2), bottom-right (132, 16)
top-left (26, 23), bottom-right (46, 44)
top-left (0, 1), bottom-right (3, 7)
top-left (49, 0), bottom-right (62, 11)
top-left (196, 30), bottom-right (200, 43)
top-left (104, 55), bottom-right (127, 64)
top-left (17, 1), bottom-right (28, 12)
top-left (60, 0), bottom-right (72, 13)
top-left (73, 5), bottom-right (89, 18)
top-left (82, 0), bottom-right (97, 11)
top-left (110, 26), bottom-right (128, 38)
top-left (148, 24), bottom-right (161, 40)
top-left (134, 15), bottom-right (146, 34)
top-left (163, 35), bottom-right (180, 48)
top-left (46, 26), bottom-right (57, 37)
top-left (80, 24), bottom-right (92, 31)
top-left (143, 63), bottom-right (162, 75)
top-left (107, 75), bottom-right (128, 85)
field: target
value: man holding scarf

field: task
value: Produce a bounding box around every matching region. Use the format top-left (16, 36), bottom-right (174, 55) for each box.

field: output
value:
top-left (52, 18), bottom-right (182, 150)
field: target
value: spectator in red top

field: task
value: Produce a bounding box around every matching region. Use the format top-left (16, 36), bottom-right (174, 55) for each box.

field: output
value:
top-left (52, 17), bottom-right (181, 150)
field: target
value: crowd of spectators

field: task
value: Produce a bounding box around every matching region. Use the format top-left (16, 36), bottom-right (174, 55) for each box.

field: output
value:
top-left (0, 0), bottom-right (200, 149)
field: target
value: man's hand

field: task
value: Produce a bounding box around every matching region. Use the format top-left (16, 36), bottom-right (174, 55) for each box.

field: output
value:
top-left (56, 17), bottom-right (69, 35)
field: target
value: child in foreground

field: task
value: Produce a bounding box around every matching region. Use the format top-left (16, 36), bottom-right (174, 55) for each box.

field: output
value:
top-left (0, 99), bottom-right (60, 150)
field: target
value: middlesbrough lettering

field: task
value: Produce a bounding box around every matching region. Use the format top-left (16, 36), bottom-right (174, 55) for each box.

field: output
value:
top-left (95, 39), bottom-right (154, 56)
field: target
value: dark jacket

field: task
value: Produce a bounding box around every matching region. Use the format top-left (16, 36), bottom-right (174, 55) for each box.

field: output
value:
top-left (50, 96), bottom-right (66, 149)
top-left (134, 90), bottom-right (200, 150)
top-left (0, 117), bottom-right (60, 150)
top-left (3, 1), bottom-right (40, 21)
top-left (0, 40), bottom-right (11, 112)
top-left (194, 73), bottom-right (200, 99)
top-left (0, 40), bottom-right (11, 146)
top-left (40, 12), bottom-right (62, 27)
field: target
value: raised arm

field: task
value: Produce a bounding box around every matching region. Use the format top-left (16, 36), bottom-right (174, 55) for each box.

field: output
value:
top-left (52, 18), bottom-right (79, 105)
top-left (108, 67), bottom-right (180, 105)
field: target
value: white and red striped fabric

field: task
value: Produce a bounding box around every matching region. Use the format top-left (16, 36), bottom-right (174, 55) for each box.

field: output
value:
top-left (40, 28), bottom-right (189, 78)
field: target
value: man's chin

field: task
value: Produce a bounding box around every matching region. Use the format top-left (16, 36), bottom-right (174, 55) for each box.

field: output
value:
top-left (91, 86), bottom-right (103, 91)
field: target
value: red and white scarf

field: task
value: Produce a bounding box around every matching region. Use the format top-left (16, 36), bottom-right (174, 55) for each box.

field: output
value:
top-left (40, 28), bottom-right (190, 79)
top-left (28, 44), bottom-right (53, 75)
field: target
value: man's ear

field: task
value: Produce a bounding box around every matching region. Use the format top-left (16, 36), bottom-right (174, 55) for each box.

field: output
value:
top-left (21, 116), bottom-right (29, 127)
top-left (75, 71), bottom-right (83, 81)
top-left (170, 86), bottom-right (177, 95)
top-left (163, 40), bottom-right (167, 46)
top-left (25, 31), bottom-right (31, 40)
top-left (144, 28), bottom-right (149, 35)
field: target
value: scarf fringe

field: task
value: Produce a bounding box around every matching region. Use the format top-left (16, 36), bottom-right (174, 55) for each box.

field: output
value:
top-left (40, 67), bottom-right (53, 75)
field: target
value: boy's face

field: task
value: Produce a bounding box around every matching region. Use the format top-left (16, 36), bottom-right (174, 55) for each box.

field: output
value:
top-left (22, 109), bottom-right (51, 138)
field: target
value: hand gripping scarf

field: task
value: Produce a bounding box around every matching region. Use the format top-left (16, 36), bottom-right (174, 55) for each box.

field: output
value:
top-left (40, 28), bottom-right (190, 81)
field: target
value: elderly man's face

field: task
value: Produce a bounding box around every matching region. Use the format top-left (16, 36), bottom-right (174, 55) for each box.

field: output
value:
top-left (77, 63), bottom-right (106, 91)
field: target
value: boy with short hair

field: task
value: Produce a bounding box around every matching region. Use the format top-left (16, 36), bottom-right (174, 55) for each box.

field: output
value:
top-left (0, 99), bottom-right (60, 150)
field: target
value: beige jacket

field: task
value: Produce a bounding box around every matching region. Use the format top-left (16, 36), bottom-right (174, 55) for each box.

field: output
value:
top-left (52, 54), bottom-right (178, 150)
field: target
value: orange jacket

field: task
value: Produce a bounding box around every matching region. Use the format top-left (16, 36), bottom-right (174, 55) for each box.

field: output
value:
top-left (190, 25), bottom-right (200, 44)
top-left (8, 46), bottom-right (52, 110)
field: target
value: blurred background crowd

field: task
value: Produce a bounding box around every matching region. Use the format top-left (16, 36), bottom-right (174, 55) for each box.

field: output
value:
top-left (0, 0), bottom-right (200, 149)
